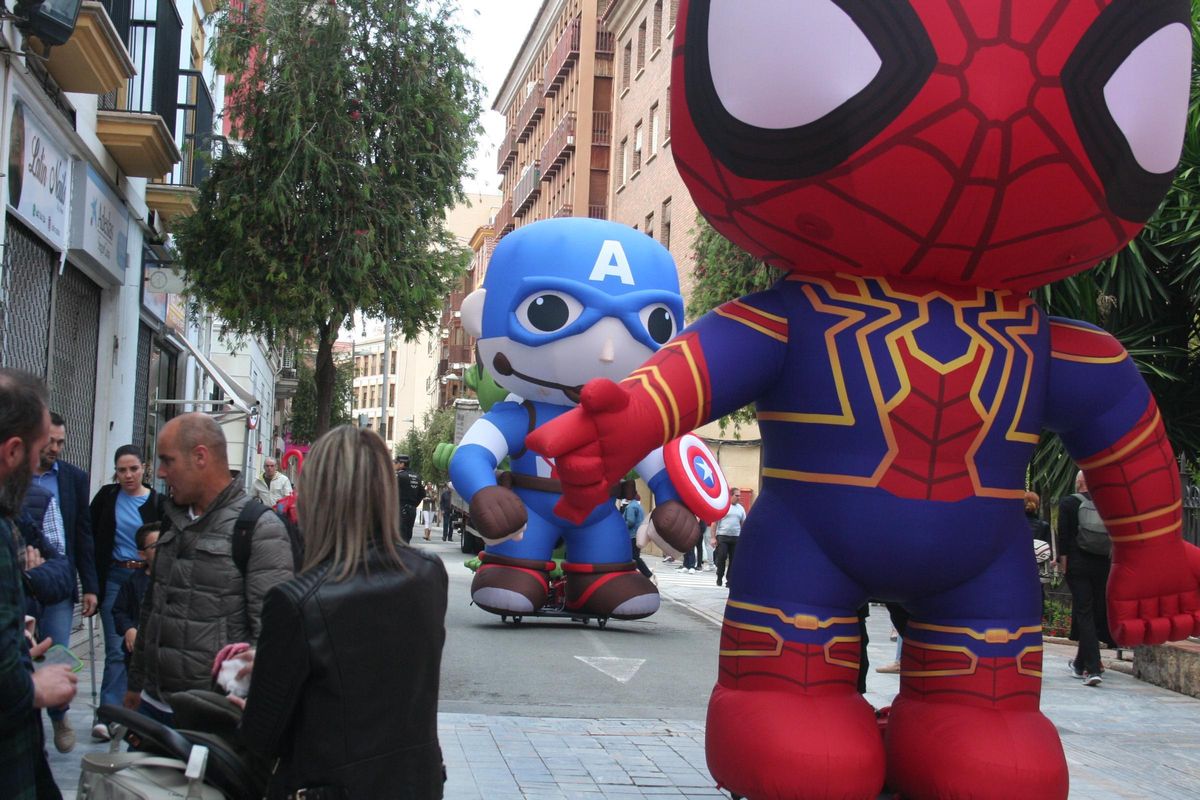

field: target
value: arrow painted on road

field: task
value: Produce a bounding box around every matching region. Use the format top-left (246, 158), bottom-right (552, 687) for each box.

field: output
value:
top-left (574, 656), bottom-right (645, 684)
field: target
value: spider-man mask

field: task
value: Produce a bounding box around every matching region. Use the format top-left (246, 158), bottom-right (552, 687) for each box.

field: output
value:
top-left (671, 0), bottom-right (1192, 291)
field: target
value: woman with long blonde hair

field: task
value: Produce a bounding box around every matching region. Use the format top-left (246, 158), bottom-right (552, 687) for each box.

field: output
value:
top-left (236, 426), bottom-right (449, 798)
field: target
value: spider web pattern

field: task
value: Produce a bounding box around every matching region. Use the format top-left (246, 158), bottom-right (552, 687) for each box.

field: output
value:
top-left (673, 0), bottom-right (1142, 291)
top-left (898, 648), bottom-right (1042, 712)
top-left (718, 622), bottom-right (860, 693)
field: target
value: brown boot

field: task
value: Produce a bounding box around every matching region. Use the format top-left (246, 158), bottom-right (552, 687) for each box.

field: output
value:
top-left (563, 561), bottom-right (660, 620)
top-left (471, 552), bottom-right (554, 615)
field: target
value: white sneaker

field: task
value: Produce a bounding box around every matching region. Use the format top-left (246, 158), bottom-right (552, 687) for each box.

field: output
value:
top-left (92, 721), bottom-right (112, 742)
top-left (687, 568), bottom-right (696, 573)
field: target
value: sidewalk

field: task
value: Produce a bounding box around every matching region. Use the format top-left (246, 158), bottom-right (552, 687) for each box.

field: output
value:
top-left (49, 552), bottom-right (1200, 799)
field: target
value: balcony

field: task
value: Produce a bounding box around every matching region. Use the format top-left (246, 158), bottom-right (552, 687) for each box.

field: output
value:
top-left (496, 128), bottom-right (518, 174)
top-left (96, 111), bottom-right (180, 178)
top-left (494, 198), bottom-right (514, 237)
top-left (539, 112), bottom-right (576, 180)
top-left (554, 203), bottom-right (573, 218)
top-left (588, 204), bottom-right (608, 220)
top-left (275, 367), bottom-right (299, 400)
top-left (543, 16), bottom-right (581, 97)
top-left (95, 0), bottom-right (184, 179)
top-left (443, 344), bottom-right (473, 367)
top-left (592, 111), bottom-right (613, 147)
top-left (515, 81), bottom-right (545, 143)
top-left (146, 70), bottom-right (215, 228)
top-left (513, 161), bottom-right (542, 216)
top-left (34, 2), bottom-right (135, 94)
top-left (596, 25), bottom-right (616, 55)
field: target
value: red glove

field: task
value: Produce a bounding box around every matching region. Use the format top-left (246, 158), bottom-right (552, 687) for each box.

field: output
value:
top-left (526, 379), bottom-right (662, 524)
top-left (1108, 539), bottom-right (1200, 646)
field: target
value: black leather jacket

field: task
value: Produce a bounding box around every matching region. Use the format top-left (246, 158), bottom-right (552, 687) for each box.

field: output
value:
top-left (240, 545), bottom-right (448, 799)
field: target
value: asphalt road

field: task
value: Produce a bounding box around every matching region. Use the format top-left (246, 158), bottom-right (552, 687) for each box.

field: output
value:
top-left (426, 541), bottom-right (722, 720)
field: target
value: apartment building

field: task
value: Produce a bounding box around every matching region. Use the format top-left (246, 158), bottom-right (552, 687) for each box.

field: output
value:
top-left (493, 0), bottom-right (616, 234)
top-left (603, 0), bottom-right (761, 499)
top-left (435, 221), bottom-right (496, 409)
top-left (602, 0), bottom-right (700, 301)
top-left (0, 0), bottom-right (283, 489)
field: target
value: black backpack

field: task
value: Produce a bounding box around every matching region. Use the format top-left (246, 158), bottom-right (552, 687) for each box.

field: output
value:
top-left (1071, 493), bottom-right (1111, 557)
top-left (233, 499), bottom-right (304, 574)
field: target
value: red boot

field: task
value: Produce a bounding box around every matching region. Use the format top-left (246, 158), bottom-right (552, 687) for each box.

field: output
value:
top-left (470, 552), bottom-right (553, 615)
top-left (706, 616), bottom-right (885, 799)
top-left (563, 561), bottom-right (659, 619)
top-left (885, 632), bottom-right (1068, 799)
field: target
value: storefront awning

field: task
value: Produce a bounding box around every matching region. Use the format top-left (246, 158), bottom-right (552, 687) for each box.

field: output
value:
top-left (166, 334), bottom-right (257, 416)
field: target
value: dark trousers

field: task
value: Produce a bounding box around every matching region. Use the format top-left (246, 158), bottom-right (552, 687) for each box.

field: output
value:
top-left (694, 538), bottom-right (705, 568)
top-left (401, 505), bottom-right (417, 544)
top-left (1066, 553), bottom-right (1111, 674)
top-left (442, 511), bottom-right (453, 541)
top-left (631, 543), bottom-right (653, 579)
top-left (715, 536), bottom-right (738, 582)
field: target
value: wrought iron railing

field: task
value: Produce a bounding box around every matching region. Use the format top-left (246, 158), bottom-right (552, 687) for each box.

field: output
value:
top-left (513, 161), bottom-right (542, 215)
top-left (515, 81), bottom-right (546, 143)
top-left (165, 70), bottom-right (216, 188)
top-left (539, 112), bottom-right (577, 178)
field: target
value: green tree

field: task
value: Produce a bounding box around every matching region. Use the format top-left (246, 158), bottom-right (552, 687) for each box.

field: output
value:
top-left (287, 358), bottom-right (354, 444)
top-left (1031, 3), bottom-right (1200, 499)
top-left (175, 0), bottom-right (482, 437)
top-left (401, 407), bottom-right (456, 485)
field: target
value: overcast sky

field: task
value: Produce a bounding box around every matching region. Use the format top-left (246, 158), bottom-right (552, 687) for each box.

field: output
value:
top-left (455, 0), bottom-right (545, 195)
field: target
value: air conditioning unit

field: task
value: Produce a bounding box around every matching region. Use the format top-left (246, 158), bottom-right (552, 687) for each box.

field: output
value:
top-left (567, 135), bottom-right (575, 146)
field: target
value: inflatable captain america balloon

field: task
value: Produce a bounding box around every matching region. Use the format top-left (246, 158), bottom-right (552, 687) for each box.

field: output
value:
top-left (450, 218), bottom-right (722, 621)
top-left (528, 2), bottom-right (1200, 798)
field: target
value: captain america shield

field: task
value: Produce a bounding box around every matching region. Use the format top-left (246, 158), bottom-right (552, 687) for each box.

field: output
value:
top-left (664, 434), bottom-right (731, 523)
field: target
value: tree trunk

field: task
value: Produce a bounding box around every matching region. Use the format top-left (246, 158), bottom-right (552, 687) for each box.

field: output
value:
top-left (314, 318), bottom-right (338, 437)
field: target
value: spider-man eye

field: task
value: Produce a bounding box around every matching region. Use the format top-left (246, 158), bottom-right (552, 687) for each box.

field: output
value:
top-left (707, 0), bottom-right (881, 131)
top-left (683, 0), bottom-right (935, 181)
top-left (1063, 0), bottom-right (1191, 222)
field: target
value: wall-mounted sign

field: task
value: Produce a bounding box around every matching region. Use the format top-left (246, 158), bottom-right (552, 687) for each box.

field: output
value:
top-left (7, 94), bottom-right (71, 251)
top-left (70, 163), bottom-right (130, 284)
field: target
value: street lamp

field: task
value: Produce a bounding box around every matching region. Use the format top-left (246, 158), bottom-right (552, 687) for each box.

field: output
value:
top-left (15, 0), bottom-right (83, 46)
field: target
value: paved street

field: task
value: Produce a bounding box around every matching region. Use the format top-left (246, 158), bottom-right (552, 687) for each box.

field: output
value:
top-left (47, 540), bottom-right (1200, 798)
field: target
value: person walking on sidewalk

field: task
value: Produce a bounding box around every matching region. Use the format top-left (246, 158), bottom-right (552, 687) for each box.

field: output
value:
top-left (440, 485), bottom-right (454, 541)
top-left (711, 489), bottom-right (745, 588)
top-left (0, 368), bottom-right (78, 799)
top-left (88, 445), bottom-right (164, 740)
top-left (29, 411), bottom-right (98, 754)
top-left (252, 458), bottom-right (292, 508)
top-left (1057, 470), bottom-right (1112, 687)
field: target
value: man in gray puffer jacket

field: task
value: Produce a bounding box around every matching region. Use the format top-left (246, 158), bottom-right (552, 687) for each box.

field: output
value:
top-left (125, 413), bottom-right (294, 723)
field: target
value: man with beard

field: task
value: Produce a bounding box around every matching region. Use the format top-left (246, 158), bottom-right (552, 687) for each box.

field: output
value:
top-left (0, 368), bottom-right (79, 799)
top-left (29, 411), bottom-right (97, 750)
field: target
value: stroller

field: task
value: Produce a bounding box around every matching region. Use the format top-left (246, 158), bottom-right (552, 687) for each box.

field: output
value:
top-left (78, 692), bottom-right (269, 799)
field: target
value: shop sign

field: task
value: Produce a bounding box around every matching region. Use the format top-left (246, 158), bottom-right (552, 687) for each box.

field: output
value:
top-left (6, 94), bottom-right (71, 250)
top-left (70, 163), bottom-right (130, 283)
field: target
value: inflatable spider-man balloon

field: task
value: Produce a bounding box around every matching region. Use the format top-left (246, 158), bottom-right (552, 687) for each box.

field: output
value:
top-left (529, 2), bottom-right (1200, 798)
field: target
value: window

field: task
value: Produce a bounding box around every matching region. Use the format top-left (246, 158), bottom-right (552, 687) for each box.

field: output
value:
top-left (622, 41), bottom-right (632, 90)
top-left (619, 137), bottom-right (629, 184)
top-left (662, 197), bottom-right (672, 249)
top-left (650, 103), bottom-right (660, 156)
top-left (652, 1), bottom-right (663, 51)
top-left (665, 90), bottom-right (671, 139)
top-left (645, 212), bottom-right (654, 240)
top-left (669, 0), bottom-right (679, 32)
top-left (633, 122), bottom-right (643, 174)
top-left (637, 20), bottom-right (647, 72)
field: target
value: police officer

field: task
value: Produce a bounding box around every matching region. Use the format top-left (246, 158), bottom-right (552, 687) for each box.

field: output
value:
top-left (394, 455), bottom-right (425, 544)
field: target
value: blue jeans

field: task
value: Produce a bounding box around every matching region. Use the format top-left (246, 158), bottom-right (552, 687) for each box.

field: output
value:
top-left (39, 599), bottom-right (74, 721)
top-left (100, 567), bottom-right (136, 710)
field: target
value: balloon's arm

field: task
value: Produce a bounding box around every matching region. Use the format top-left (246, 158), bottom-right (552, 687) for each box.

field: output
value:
top-left (1044, 317), bottom-right (1200, 646)
top-left (528, 292), bottom-right (787, 522)
top-left (448, 402), bottom-right (527, 503)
